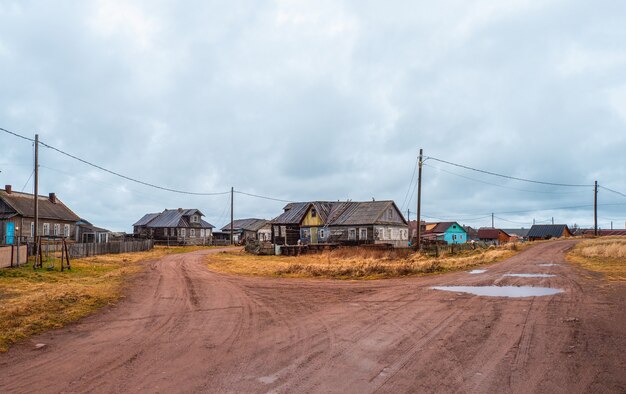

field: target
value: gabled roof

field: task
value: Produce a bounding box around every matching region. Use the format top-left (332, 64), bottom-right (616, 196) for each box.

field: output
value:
top-left (0, 189), bottom-right (80, 222)
top-left (477, 228), bottom-right (509, 239)
top-left (221, 218), bottom-right (269, 232)
top-left (133, 209), bottom-right (214, 229)
top-left (527, 224), bottom-right (571, 238)
top-left (423, 222), bottom-right (465, 234)
top-left (581, 229), bottom-right (626, 236)
top-left (502, 228), bottom-right (530, 237)
top-left (271, 200), bottom-right (407, 226)
top-left (133, 213), bottom-right (159, 227)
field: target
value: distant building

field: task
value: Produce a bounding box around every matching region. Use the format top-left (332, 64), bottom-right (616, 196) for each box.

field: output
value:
top-left (133, 208), bottom-right (214, 245)
top-left (502, 228), bottom-right (530, 241)
top-left (0, 185), bottom-right (80, 244)
top-left (271, 200), bottom-right (409, 248)
top-left (581, 229), bottom-right (626, 236)
top-left (477, 228), bottom-right (511, 245)
top-left (221, 218), bottom-right (271, 244)
top-left (75, 218), bottom-right (112, 243)
top-left (527, 224), bottom-right (572, 241)
top-left (421, 222), bottom-right (468, 244)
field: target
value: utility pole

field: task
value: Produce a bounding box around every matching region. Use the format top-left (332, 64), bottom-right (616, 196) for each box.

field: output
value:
top-left (533, 218), bottom-right (535, 225)
top-left (611, 221), bottom-right (613, 230)
top-left (416, 149), bottom-right (423, 251)
top-left (551, 217), bottom-right (554, 225)
top-left (594, 180), bottom-right (598, 236)
top-left (33, 134), bottom-right (39, 268)
top-left (491, 213), bottom-right (494, 228)
top-left (230, 186), bottom-right (234, 245)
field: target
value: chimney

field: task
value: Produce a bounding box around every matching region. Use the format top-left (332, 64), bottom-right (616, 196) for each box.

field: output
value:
top-left (5, 185), bottom-right (11, 194)
top-left (178, 208), bottom-right (183, 212)
top-left (49, 192), bottom-right (57, 203)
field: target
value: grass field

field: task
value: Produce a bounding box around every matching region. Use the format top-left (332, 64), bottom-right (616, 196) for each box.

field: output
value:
top-left (0, 245), bottom-right (221, 352)
top-left (206, 243), bottom-right (522, 280)
top-left (567, 237), bottom-right (626, 281)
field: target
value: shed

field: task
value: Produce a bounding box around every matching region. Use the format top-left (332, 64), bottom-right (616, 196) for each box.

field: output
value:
top-left (527, 224), bottom-right (572, 241)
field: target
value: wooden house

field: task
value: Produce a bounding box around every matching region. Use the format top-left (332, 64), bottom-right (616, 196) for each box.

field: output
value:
top-left (527, 224), bottom-right (572, 241)
top-left (477, 228), bottom-right (511, 245)
top-left (133, 208), bottom-right (214, 245)
top-left (221, 218), bottom-right (271, 244)
top-left (75, 219), bottom-right (112, 244)
top-left (0, 185), bottom-right (80, 245)
top-left (271, 200), bottom-right (409, 248)
top-left (422, 222), bottom-right (468, 244)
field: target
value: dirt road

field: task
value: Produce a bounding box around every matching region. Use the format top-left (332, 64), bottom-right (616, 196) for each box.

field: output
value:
top-left (1, 241), bottom-right (624, 393)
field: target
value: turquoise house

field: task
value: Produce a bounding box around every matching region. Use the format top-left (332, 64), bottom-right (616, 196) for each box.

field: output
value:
top-left (422, 222), bottom-right (467, 244)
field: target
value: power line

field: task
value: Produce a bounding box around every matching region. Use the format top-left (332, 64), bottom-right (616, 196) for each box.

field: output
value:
top-left (2, 127), bottom-right (230, 196)
top-left (426, 156), bottom-right (593, 187)
top-left (599, 185), bottom-right (626, 199)
top-left (424, 163), bottom-right (589, 194)
top-left (400, 156), bottom-right (419, 211)
top-left (234, 190), bottom-right (293, 203)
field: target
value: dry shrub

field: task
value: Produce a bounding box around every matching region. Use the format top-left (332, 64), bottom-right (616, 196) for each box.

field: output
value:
top-left (578, 238), bottom-right (626, 259)
top-left (567, 237), bottom-right (626, 281)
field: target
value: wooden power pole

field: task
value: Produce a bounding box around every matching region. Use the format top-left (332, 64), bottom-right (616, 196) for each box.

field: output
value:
top-left (230, 186), bottom-right (234, 245)
top-left (594, 180), bottom-right (598, 236)
top-left (33, 134), bottom-right (39, 268)
top-left (416, 149), bottom-right (423, 251)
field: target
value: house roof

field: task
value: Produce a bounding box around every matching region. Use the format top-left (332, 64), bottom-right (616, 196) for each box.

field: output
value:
top-left (502, 228), bottom-right (530, 237)
top-left (77, 219), bottom-right (111, 233)
top-left (271, 200), bottom-right (407, 226)
top-left (527, 224), bottom-right (571, 238)
top-left (133, 209), bottom-right (214, 229)
top-left (221, 218), bottom-right (269, 232)
top-left (477, 228), bottom-right (510, 239)
top-left (423, 222), bottom-right (465, 234)
top-left (0, 189), bottom-right (80, 222)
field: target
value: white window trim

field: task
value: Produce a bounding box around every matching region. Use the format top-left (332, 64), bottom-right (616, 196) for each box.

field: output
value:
top-left (63, 224), bottom-right (70, 237)
top-left (348, 228), bottom-right (357, 240)
top-left (319, 229), bottom-right (325, 238)
top-left (190, 229), bottom-right (196, 238)
top-left (43, 223), bottom-right (50, 236)
top-left (359, 228), bottom-right (367, 240)
top-left (181, 228), bottom-right (186, 237)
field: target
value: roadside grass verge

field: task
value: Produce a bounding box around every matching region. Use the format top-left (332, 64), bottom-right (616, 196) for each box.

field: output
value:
top-left (0, 245), bottom-right (221, 352)
top-left (206, 243), bottom-right (523, 280)
top-left (566, 237), bottom-right (626, 281)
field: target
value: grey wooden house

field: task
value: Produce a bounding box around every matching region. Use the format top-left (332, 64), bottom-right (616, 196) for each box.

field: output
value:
top-left (133, 208), bottom-right (214, 245)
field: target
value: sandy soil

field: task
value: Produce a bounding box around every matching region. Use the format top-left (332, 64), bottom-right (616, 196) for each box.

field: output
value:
top-left (0, 241), bottom-right (624, 393)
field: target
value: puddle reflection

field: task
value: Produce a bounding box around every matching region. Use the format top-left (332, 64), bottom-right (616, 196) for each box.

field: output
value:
top-left (431, 286), bottom-right (564, 297)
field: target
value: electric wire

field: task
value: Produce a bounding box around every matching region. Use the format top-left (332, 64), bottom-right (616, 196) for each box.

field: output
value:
top-left (599, 185), bottom-right (626, 199)
top-left (427, 156), bottom-right (593, 187)
top-left (400, 156), bottom-right (419, 211)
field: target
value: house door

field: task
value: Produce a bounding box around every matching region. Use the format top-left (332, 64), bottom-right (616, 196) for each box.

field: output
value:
top-left (5, 222), bottom-right (15, 245)
top-left (311, 228), bottom-right (318, 244)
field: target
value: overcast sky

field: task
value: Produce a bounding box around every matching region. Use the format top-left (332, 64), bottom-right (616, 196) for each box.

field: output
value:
top-left (1, 0), bottom-right (625, 232)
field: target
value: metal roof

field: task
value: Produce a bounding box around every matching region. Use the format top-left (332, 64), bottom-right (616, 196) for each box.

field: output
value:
top-left (133, 209), bottom-right (214, 229)
top-left (527, 225), bottom-right (571, 238)
top-left (501, 228), bottom-right (530, 237)
top-left (271, 200), bottom-right (407, 226)
top-left (423, 222), bottom-right (465, 234)
top-left (581, 229), bottom-right (626, 236)
top-left (0, 189), bottom-right (80, 222)
top-left (221, 218), bottom-right (269, 232)
top-left (133, 213), bottom-right (159, 226)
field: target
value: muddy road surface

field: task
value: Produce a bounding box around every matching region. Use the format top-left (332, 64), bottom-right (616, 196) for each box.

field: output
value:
top-left (1, 241), bottom-right (624, 393)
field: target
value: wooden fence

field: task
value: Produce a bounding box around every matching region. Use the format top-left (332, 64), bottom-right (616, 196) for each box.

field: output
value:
top-left (67, 240), bottom-right (154, 258)
top-left (0, 245), bottom-right (28, 268)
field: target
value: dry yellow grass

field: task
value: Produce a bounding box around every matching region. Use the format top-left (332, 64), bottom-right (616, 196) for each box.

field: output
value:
top-left (567, 237), bottom-right (626, 281)
top-left (206, 243), bottom-right (522, 280)
top-left (0, 245), bottom-right (222, 352)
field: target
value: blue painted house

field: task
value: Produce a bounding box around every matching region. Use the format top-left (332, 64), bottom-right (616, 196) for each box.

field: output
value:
top-left (422, 222), bottom-right (467, 244)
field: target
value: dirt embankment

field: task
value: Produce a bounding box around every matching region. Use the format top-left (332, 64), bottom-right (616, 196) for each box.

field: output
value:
top-left (0, 241), bottom-right (624, 393)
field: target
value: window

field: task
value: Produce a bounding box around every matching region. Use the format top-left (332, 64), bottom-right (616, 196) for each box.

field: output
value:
top-left (377, 228), bottom-right (384, 240)
top-left (453, 234), bottom-right (457, 240)
top-left (181, 228), bottom-right (186, 237)
top-left (359, 228), bottom-right (367, 240)
top-left (42, 223), bottom-right (49, 235)
top-left (64, 224), bottom-right (70, 237)
top-left (164, 228), bottom-right (168, 236)
top-left (388, 208), bottom-right (393, 220)
top-left (191, 215), bottom-right (199, 223)
top-left (311, 208), bottom-right (317, 218)
top-left (190, 229), bottom-right (195, 237)
top-left (200, 229), bottom-right (205, 237)
top-left (349, 228), bottom-right (356, 240)
top-left (303, 229), bottom-right (310, 238)
top-left (386, 228), bottom-right (392, 239)
top-left (53, 224), bottom-right (60, 236)
top-left (172, 228), bottom-right (176, 236)
top-left (30, 222), bottom-right (34, 236)
top-left (319, 229), bottom-right (325, 238)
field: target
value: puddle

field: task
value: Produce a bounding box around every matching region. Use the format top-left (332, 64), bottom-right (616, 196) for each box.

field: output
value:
top-left (258, 375), bottom-right (278, 384)
top-left (539, 264), bottom-right (560, 267)
top-left (468, 269), bottom-right (487, 274)
top-left (431, 286), bottom-right (564, 298)
top-left (503, 273), bottom-right (556, 278)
